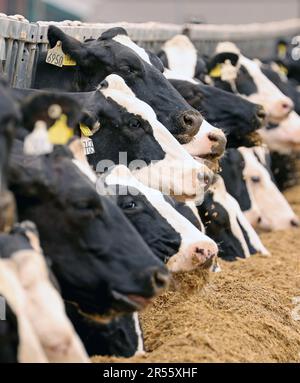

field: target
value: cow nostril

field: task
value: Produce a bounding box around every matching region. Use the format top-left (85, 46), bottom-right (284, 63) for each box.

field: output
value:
top-left (153, 271), bottom-right (169, 290)
top-left (282, 103), bottom-right (290, 109)
top-left (183, 114), bottom-right (194, 126)
top-left (194, 247), bottom-right (205, 255)
top-left (291, 218), bottom-right (299, 227)
top-left (257, 217), bottom-right (262, 224)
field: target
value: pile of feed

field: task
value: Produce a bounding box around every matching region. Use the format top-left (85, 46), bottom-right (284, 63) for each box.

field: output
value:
top-left (94, 185), bottom-right (300, 363)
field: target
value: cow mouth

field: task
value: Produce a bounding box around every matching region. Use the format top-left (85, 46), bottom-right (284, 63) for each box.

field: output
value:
top-left (111, 290), bottom-right (153, 312)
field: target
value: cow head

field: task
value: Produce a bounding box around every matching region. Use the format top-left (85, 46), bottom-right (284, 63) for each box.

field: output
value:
top-left (101, 165), bottom-right (218, 272)
top-left (83, 74), bottom-right (213, 202)
top-left (0, 221), bottom-right (89, 362)
top-left (198, 175), bottom-right (269, 261)
top-left (238, 146), bottom-right (299, 231)
top-left (42, 26), bottom-right (203, 142)
top-left (168, 75), bottom-right (266, 148)
top-left (259, 111), bottom-right (300, 154)
top-left (9, 142), bottom-right (169, 317)
top-left (207, 42), bottom-right (294, 124)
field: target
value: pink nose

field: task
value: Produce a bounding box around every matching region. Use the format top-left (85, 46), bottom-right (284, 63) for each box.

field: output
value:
top-left (278, 98), bottom-right (294, 115)
top-left (188, 241), bottom-right (218, 268)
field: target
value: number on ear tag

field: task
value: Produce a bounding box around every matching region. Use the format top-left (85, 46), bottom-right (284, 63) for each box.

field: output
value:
top-left (48, 114), bottom-right (74, 145)
top-left (80, 124), bottom-right (93, 137)
top-left (81, 137), bottom-right (95, 155)
top-left (209, 64), bottom-right (222, 78)
top-left (46, 41), bottom-right (65, 68)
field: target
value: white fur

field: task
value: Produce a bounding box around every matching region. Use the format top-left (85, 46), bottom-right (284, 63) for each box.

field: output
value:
top-left (105, 165), bottom-right (218, 272)
top-left (239, 146), bottom-right (299, 231)
top-left (259, 111), bottom-right (300, 154)
top-left (101, 75), bottom-right (211, 201)
top-left (162, 35), bottom-right (198, 78)
top-left (113, 34), bottom-right (152, 65)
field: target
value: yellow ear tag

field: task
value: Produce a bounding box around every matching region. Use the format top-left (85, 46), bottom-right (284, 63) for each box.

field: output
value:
top-left (63, 54), bottom-right (77, 66)
top-left (46, 41), bottom-right (64, 67)
top-left (48, 114), bottom-right (74, 145)
top-left (80, 124), bottom-right (93, 137)
top-left (278, 63), bottom-right (288, 76)
top-left (209, 64), bottom-right (222, 78)
top-left (278, 43), bottom-right (287, 58)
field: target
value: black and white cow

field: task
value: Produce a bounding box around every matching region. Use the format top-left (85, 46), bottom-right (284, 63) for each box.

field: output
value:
top-left (198, 175), bottom-right (269, 261)
top-left (0, 221), bottom-right (89, 363)
top-left (220, 147), bottom-right (299, 231)
top-left (33, 26), bottom-right (226, 160)
top-left (206, 42), bottom-right (294, 124)
top-left (20, 75), bottom-right (214, 202)
top-left (164, 70), bottom-right (266, 148)
top-left (68, 165), bottom-right (219, 358)
top-left (9, 142), bottom-right (169, 318)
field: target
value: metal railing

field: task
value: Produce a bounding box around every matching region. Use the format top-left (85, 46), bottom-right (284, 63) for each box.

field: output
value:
top-left (1, 13), bottom-right (300, 89)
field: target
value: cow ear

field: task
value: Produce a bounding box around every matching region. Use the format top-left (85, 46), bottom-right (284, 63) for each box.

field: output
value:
top-left (157, 50), bottom-right (169, 69)
top-left (207, 52), bottom-right (239, 77)
top-left (98, 27), bottom-right (128, 41)
top-left (47, 25), bottom-right (89, 65)
top-left (146, 50), bottom-right (165, 72)
top-left (8, 141), bottom-right (54, 197)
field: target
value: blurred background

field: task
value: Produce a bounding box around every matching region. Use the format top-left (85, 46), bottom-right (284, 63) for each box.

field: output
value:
top-left (0, 0), bottom-right (299, 24)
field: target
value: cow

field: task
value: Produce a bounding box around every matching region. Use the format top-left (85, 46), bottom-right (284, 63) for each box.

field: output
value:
top-left (198, 175), bottom-right (269, 261)
top-left (33, 26), bottom-right (226, 160)
top-left (67, 165), bottom-right (218, 358)
top-left (206, 42), bottom-right (294, 124)
top-left (8, 142), bottom-right (169, 319)
top-left (164, 70), bottom-right (266, 148)
top-left (18, 76), bottom-right (214, 202)
top-left (0, 79), bottom-right (20, 233)
top-left (220, 147), bottom-right (299, 231)
top-left (274, 36), bottom-right (300, 85)
top-left (0, 221), bottom-right (89, 363)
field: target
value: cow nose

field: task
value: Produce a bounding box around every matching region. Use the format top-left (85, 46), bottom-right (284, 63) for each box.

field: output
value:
top-left (181, 110), bottom-right (202, 136)
top-left (152, 270), bottom-right (169, 291)
top-left (188, 241), bottom-right (218, 268)
top-left (278, 98), bottom-right (294, 115)
top-left (208, 131), bottom-right (227, 157)
top-left (290, 218), bottom-right (300, 227)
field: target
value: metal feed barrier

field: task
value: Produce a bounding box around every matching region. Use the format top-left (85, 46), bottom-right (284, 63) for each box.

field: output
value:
top-left (1, 13), bottom-right (300, 89)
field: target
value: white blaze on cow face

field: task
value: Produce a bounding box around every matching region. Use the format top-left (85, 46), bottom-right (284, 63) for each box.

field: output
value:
top-left (0, 260), bottom-right (48, 363)
top-left (211, 176), bottom-right (269, 256)
top-left (100, 75), bottom-right (212, 201)
top-left (259, 111), bottom-right (300, 154)
top-left (112, 34), bottom-right (152, 65)
top-left (239, 146), bottom-right (299, 231)
top-left (9, 249), bottom-right (89, 363)
top-left (164, 69), bottom-right (227, 159)
top-left (105, 165), bottom-right (218, 272)
top-left (162, 35), bottom-right (198, 78)
top-left (216, 42), bottom-right (294, 124)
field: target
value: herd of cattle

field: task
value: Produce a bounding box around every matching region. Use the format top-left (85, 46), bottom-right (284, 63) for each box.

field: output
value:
top-left (0, 24), bottom-right (300, 362)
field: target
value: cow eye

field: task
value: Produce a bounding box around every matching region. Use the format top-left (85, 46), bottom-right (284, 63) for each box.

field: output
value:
top-left (123, 201), bottom-right (136, 210)
top-left (121, 65), bottom-right (134, 74)
top-left (251, 176), bottom-right (261, 183)
top-left (129, 118), bottom-right (141, 129)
